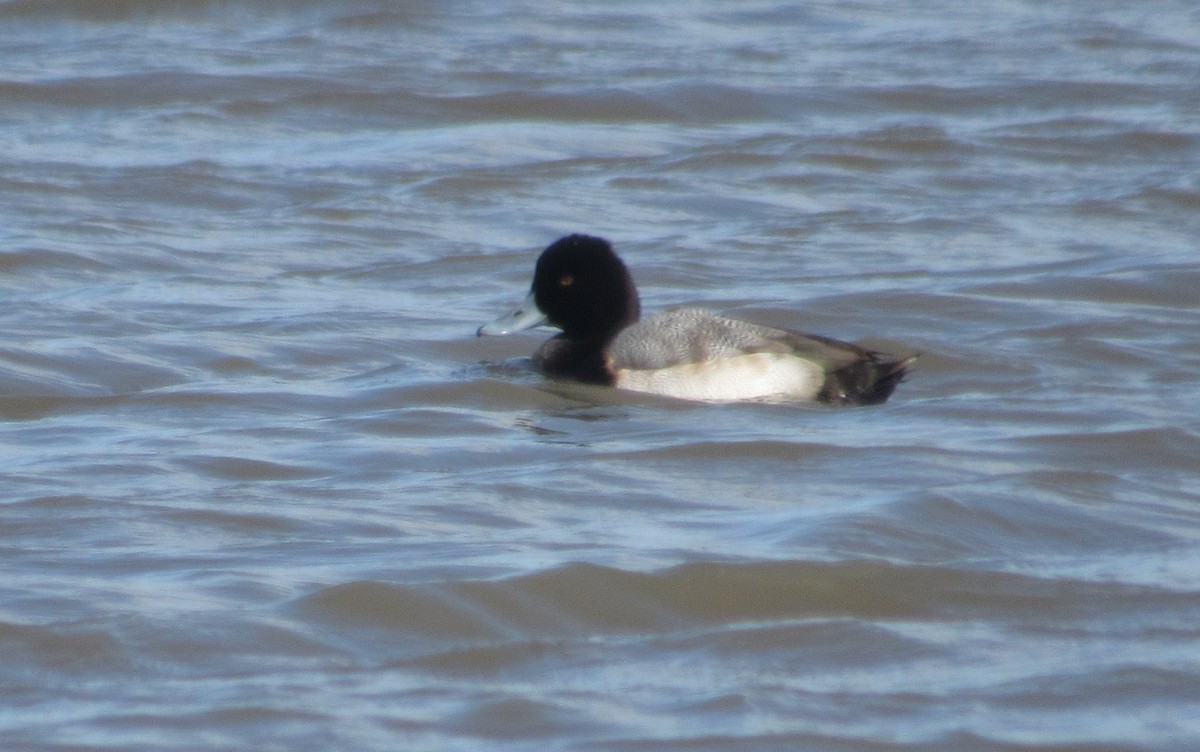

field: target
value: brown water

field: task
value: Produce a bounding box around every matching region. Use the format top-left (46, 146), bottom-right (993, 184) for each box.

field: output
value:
top-left (3, 1), bottom-right (1200, 750)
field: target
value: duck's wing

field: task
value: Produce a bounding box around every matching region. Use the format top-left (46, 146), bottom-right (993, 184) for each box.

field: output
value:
top-left (608, 308), bottom-right (862, 370)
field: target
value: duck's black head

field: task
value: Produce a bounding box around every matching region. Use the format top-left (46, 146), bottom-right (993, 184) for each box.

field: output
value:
top-left (532, 235), bottom-right (641, 342)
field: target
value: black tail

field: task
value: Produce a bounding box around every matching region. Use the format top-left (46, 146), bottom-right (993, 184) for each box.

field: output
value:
top-left (821, 354), bottom-right (917, 406)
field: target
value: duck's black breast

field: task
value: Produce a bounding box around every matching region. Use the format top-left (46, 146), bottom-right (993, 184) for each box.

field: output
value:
top-left (533, 335), bottom-right (616, 385)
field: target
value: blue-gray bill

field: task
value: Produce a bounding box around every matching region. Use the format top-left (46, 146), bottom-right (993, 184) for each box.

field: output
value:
top-left (477, 291), bottom-right (547, 336)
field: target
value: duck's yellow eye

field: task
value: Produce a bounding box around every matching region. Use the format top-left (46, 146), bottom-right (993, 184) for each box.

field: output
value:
top-left (559, 275), bottom-right (574, 287)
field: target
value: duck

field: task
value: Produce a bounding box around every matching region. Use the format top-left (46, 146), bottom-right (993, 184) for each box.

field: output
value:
top-left (478, 234), bottom-right (915, 405)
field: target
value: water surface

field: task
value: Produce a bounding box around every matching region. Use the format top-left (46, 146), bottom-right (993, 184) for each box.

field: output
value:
top-left (2, 1), bottom-right (1200, 750)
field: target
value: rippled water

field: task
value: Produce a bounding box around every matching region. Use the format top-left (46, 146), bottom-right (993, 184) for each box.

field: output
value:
top-left (3, 1), bottom-right (1200, 750)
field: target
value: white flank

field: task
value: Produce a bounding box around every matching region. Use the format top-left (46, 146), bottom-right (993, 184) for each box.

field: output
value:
top-left (614, 353), bottom-right (825, 402)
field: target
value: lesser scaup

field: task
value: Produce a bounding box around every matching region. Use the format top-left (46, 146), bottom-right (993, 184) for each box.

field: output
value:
top-left (478, 234), bottom-right (916, 405)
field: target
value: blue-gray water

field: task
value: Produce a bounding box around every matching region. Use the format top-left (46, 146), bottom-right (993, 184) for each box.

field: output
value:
top-left (3, 1), bottom-right (1200, 750)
